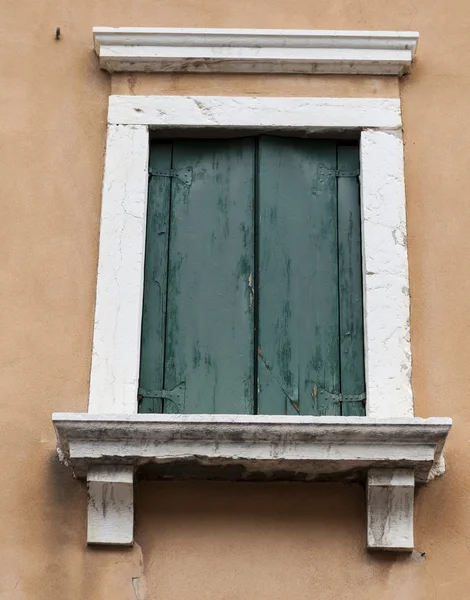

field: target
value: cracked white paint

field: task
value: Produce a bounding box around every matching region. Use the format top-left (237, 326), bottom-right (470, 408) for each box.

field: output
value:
top-left (360, 129), bottom-right (412, 417)
top-left (88, 124), bottom-right (149, 414)
top-left (93, 27), bottom-right (418, 76)
top-left (108, 95), bottom-right (402, 130)
top-left (54, 413), bottom-right (451, 483)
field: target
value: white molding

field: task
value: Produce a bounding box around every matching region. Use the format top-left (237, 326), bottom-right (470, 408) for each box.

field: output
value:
top-left (54, 94), bottom-right (452, 548)
top-left (367, 469), bottom-right (415, 551)
top-left (108, 95), bottom-right (402, 129)
top-left (55, 413), bottom-right (451, 483)
top-left (360, 129), bottom-right (412, 417)
top-left (88, 124), bottom-right (149, 414)
top-left (93, 28), bottom-right (418, 76)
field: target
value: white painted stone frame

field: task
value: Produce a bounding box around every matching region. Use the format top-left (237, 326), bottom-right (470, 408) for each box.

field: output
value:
top-left (53, 95), bottom-right (452, 550)
top-left (89, 95), bottom-right (412, 420)
top-left (93, 27), bottom-right (419, 76)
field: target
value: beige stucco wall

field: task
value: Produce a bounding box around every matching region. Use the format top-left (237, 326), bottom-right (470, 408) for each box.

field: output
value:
top-left (1, 1), bottom-right (469, 598)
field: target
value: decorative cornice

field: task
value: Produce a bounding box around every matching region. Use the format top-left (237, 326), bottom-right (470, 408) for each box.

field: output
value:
top-left (93, 28), bottom-right (419, 76)
top-left (53, 413), bottom-right (450, 482)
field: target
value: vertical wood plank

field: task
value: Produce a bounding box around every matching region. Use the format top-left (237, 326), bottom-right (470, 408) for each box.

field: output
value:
top-left (164, 138), bottom-right (255, 414)
top-left (337, 145), bottom-right (366, 416)
top-left (138, 142), bottom-right (173, 413)
top-left (257, 137), bottom-right (340, 415)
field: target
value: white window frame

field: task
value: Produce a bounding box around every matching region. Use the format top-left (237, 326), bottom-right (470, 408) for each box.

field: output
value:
top-left (53, 94), bottom-right (451, 550)
top-left (89, 95), bottom-right (412, 419)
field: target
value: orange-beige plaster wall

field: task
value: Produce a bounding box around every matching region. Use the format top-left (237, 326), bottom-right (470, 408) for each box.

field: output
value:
top-left (0, 1), bottom-right (468, 598)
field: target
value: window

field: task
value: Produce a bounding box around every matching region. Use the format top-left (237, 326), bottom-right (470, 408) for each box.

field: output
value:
top-left (53, 93), bottom-right (452, 550)
top-left (138, 137), bottom-right (365, 416)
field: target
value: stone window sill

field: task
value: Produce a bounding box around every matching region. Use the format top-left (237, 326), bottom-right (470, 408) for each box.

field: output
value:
top-left (53, 413), bottom-right (451, 550)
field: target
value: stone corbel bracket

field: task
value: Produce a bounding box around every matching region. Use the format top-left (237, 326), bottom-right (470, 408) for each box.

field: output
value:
top-left (93, 27), bottom-right (419, 76)
top-left (53, 414), bottom-right (451, 550)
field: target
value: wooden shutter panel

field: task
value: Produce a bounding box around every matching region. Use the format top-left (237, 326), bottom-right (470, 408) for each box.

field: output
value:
top-left (337, 146), bottom-right (365, 416)
top-left (139, 142), bottom-right (173, 414)
top-left (163, 138), bottom-right (255, 414)
top-left (256, 137), bottom-right (341, 415)
top-left (140, 137), bottom-right (365, 417)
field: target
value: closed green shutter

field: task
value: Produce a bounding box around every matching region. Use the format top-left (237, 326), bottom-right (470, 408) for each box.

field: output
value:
top-left (140, 139), bottom-right (255, 414)
top-left (139, 137), bottom-right (365, 416)
top-left (257, 137), bottom-right (341, 415)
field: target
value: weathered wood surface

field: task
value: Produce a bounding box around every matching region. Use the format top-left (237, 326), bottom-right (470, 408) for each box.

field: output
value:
top-left (139, 137), bottom-right (365, 416)
top-left (164, 139), bottom-right (255, 414)
top-left (139, 143), bottom-right (172, 413)
top-left (337, 146), bottom-right (366, 416)
top-left (257, 137), bottom-right (341, 415)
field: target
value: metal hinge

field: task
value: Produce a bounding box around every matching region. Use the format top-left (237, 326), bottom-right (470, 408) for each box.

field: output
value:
top-left (335, 169), bottom-right (360, 178)
top-left (316, 166), bottom-right (360, 190)
top-left (316, 388), bottom-right (366, 404)
top-left (137, 383), bottom-right (186, 413)
top-left (149, 167), bottom-right (193, 186)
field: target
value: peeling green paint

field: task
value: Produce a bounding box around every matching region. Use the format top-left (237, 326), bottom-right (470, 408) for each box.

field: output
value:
top-left (139, 138), bottom-right (364, 416)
